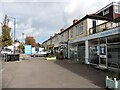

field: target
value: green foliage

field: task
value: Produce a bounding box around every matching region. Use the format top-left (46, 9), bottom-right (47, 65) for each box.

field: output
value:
top-left (109, 72), bottom-right (120, 80)
top-left (25, 36), bottom-right (36, 47)
top-left (18, 44), bottom-right (24, 49)
top-left (48, 54), bottom-right (55, 58)
top-left (2, 25), bottom-right (13, 47)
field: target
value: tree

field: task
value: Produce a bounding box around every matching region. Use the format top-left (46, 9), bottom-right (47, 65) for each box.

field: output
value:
top-left (25, 36), bottom-right (37, 47)
top-left (18, 44), bottom-right (25, 53)
top-left (1, 15), bottom-right (13, 47)
top-left (37, 43), bottom-right (41, 47)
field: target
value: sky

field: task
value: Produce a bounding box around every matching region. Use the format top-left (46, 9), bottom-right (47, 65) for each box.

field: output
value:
top-left (0, 0), bottom-right (120, 43)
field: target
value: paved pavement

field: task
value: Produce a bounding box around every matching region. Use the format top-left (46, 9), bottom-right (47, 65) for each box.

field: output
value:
top-left (2, 55), bottom-right (109, 88)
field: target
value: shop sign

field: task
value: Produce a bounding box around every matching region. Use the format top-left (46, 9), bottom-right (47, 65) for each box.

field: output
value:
top-left (69, 27), bottom-right (120, 44)
top-left (100, 28), bottom-right (120, 36)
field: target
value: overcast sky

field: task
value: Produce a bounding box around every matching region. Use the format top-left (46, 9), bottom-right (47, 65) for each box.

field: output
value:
top-left (0, 0), bottom-right (119, 43)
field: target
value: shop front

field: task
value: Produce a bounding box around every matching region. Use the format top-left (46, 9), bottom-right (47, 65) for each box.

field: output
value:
top-left (69, 44), bottom-right (77, 60)
top-left (68, 41), bottom-right (85, 63)
top-left (69, 26), bottom-right (120, 70)
top-left (89, 34), bottom-right (120, 69)
top-left (57, 42), bottom-right (68, 59)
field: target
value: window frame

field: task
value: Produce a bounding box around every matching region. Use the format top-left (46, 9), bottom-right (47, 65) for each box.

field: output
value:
top-left (77, 22), bottom-right (83, 35)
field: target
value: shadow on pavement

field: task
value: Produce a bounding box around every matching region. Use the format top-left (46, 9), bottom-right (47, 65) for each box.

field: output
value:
top-left (54, 60), bottom-right (110, 88)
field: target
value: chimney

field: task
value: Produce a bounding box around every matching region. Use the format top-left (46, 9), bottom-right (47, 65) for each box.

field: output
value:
top-left (60, 28), bottom-right (64, 33)
top-left (73, 19), bottom-right (78, 24)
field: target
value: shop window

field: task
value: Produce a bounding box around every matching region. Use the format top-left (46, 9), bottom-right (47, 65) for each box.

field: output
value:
top-left (89, 46), bottom-right (99, 64)
top-left (90, 39), bottom-right (99, 45)
top-left (107, 34), bottom-right (120, 43)
top-left (99, 38), bottom-right (106, 44)
top-left (100, 47), bottom-right (106, 55)
top-left (107, 44), bottom-right (120, 68)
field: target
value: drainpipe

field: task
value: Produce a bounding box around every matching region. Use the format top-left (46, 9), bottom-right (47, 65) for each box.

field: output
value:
top-left (68, 42), bottom-right (70, 59)
top-left (85, 40), bottom-right (89, 64)
top-left (67, 30), bottom-right (70, 59)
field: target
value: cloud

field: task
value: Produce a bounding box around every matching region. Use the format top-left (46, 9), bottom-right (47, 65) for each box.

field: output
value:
top-left (0, 12), bottom-right (5, 36)
top-left (0, 0), bottom-right (69, 2)
top-left (63, 0), bottom-right (113, 26)
top-left (63, 0), bottom-right (120, 26)
top-left (0, 0), bottom-right (119, 43)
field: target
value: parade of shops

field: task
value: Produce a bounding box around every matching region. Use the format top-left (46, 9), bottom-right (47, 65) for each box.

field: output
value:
top-left (42, 2), bottom-right (120, 70)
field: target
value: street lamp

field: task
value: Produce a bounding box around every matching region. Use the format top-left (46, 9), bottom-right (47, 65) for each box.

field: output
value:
top-left (9, 17), bottom-right (16, 54)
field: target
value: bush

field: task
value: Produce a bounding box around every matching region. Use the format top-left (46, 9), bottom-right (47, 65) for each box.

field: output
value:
top-left (48, 54), bottom-right (55, 58)
top-left (109, 72), bottom-right (120, 80)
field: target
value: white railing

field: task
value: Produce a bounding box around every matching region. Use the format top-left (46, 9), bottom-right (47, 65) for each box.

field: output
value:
top-left (89, 19), bottom-right (120, 35)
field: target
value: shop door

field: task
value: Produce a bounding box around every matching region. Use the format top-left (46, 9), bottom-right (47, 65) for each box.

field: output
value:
top-left (99, 45), bottom-right (107, 67)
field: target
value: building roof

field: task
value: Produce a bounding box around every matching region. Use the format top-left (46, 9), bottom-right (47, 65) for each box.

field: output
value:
top-left (42, 33), bottom-right (59, 44)
top-left (42, 14), bottom-right (113, 44)
top-left (96, 2), bottom-right (120, 14)
top-left (58, 14), bottom-right (113, 35)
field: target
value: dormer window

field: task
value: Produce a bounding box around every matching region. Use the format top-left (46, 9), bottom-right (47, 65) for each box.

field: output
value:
top-left (114, 5), bottom-right (120, 14)
top-left (103, 8), bottom-right (109, 16)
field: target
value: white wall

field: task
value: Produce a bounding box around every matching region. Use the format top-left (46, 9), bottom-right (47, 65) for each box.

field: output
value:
top-left (87, 18), bottom-right (107, 34)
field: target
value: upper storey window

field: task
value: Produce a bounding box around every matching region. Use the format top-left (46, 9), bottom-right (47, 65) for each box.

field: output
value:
top-left (114, 5), bottom-right (120, 14)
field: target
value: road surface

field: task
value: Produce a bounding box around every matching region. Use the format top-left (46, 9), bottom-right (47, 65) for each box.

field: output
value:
top-left (2, 56), bottom-right (108, 88)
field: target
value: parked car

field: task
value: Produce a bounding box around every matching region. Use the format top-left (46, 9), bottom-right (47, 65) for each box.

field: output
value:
top-left (31, 51), bottom-right (49, 57)
top-left (1, 48), bottom-right (13, 54)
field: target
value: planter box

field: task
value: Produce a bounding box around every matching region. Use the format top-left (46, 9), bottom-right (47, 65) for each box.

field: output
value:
top-left (46, 57), bottom-right (56, 60)
top-left (106, 76), bottom-right (120, 89)
top-left (5, 54), bottom-right (20, 61)
top-left (118, 80), bottom-right (120, 89)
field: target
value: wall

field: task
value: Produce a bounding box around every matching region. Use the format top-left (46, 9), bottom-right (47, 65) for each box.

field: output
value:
top-left (87, 18), bottom-right (107, 35)
top-left (69, 19), bottom-right (88, 41)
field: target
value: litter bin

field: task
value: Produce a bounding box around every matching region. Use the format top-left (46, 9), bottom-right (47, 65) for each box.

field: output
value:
top-left (0, 54), bottom-right (2, 60)
top-left (14, 54), bottom-right (19, 61)
top-left (6, 54), bottom-right (20, 61)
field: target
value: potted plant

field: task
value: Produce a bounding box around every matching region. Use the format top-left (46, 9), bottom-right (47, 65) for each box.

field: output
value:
top-left (45, 54), bottom-right (56, 60)
top-left (106, 72), bottom-right (120, 89)
top-left (57, 51), bottom-right (64, 60)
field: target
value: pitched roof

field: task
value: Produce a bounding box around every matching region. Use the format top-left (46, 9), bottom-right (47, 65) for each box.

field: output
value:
top-left (42, 14), bottom-right (113, 44)
top-left (59, 14), bottom-right (113, 35)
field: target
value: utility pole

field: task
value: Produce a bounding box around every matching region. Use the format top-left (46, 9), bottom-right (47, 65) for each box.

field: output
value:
top-left (13, 17), bottom-right (16, 54)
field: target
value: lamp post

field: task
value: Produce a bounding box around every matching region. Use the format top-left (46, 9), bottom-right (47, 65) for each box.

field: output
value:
top-left (22, 33), bottom-right (24, 44)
